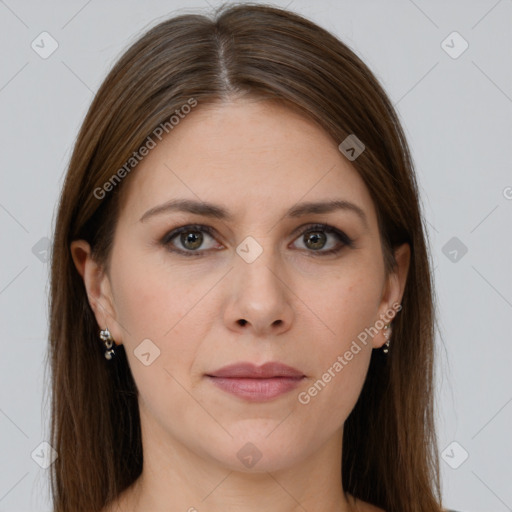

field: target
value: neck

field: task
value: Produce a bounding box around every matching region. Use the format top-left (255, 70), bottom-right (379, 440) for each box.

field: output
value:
top-left (117, 408), bottom-right (356, 512)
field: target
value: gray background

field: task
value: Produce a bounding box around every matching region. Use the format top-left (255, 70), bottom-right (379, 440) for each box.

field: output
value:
top-left (0, 0), bottom-right (511, 511)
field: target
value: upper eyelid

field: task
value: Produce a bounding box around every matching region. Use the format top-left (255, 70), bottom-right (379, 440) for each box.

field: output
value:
top-left (164, 222), bottom-right (344, 238)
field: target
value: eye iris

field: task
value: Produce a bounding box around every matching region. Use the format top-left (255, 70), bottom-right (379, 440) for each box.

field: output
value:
top-left (305, 231), bottom-right (326, 250)
top-left (181, 231), bottom-right (203, 250)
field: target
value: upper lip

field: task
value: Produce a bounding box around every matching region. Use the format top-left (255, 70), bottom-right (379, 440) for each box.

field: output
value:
top-left (206, 362), bottom-right (305, 379)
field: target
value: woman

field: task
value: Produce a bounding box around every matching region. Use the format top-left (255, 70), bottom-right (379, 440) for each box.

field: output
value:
top-left (48, 4), bottom-right (452, 511)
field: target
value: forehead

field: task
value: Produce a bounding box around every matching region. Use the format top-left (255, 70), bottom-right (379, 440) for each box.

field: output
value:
top-left (117, 98), bottom-right (378, 228)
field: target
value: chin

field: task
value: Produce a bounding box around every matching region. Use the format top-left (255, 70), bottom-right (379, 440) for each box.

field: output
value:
top-left (206, 429), bottom-right (306, 473)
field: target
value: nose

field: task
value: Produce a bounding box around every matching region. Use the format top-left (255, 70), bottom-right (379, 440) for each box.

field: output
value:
top-left (223, 243), bottom-right (294, 337)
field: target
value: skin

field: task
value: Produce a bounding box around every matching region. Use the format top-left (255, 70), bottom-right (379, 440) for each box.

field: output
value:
top-left (72, 97), bottom-right (410, 512)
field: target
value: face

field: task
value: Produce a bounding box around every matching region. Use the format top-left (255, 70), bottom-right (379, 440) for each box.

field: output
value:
top-left (73, 98), bottom-right (409, 473)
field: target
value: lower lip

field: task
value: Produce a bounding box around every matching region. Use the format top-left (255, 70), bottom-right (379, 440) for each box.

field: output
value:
top-left (207, 376), bottom-right (304, 402)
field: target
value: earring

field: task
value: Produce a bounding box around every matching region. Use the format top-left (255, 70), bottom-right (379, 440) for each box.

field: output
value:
top-left (382, 323), bottom-right (391, 354)
top-left (99, 327), bottom-right (116, 360)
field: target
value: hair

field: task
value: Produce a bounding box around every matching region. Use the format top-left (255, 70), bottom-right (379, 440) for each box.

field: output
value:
top-left (47, 3), bottom-right (442, 511)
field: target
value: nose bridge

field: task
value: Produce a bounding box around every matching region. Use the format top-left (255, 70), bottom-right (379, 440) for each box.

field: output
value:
top-left (234, 234), bottom-right (282, 297)
top-left (226, 234), bottom-right (293, 333)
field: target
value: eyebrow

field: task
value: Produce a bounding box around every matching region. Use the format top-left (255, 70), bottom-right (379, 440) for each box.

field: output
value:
top-left (139, 198), bottom-right (368, 228)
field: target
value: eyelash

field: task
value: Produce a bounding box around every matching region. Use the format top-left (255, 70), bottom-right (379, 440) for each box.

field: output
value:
top-left (160, 223), bottom-right (354, 258)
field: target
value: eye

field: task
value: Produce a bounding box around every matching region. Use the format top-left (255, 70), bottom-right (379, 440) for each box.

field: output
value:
top-left (291, 223), bottom-right (354, 256)
top-left (161, 224), bottom-right (221, 256)
top-left (161, 222), bottom-right (354, 257)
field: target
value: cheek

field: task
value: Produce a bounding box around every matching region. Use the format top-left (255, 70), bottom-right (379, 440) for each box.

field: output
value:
top-left (299, 261), bottom-right (384, 346)
top-left (297, 347), bottom-right (371, 439)
top-left (110, 245), bottom-right (206, 340)
top-left (108, 253), bottom-right (205, 417)
top-left (109, 248), bottom-right (217, 379)
top-left (295, 272), bottom-right (379, 425)
top-left (111, 262), bottom-right (171, 339)
top-left (292, 257), bottom-right (383, 414)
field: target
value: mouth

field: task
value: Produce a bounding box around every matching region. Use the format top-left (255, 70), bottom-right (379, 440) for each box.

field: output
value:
top-left (205, 362), bottom-right (305, 402)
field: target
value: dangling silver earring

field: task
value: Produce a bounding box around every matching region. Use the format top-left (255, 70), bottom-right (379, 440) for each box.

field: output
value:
top-left (99, 327), bottom-right (116, 360)
top-left (382, 323), bottom-right (391, 354)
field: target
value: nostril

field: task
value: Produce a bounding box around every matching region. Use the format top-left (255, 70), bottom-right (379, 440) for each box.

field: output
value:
top-left (238, 319), bottom-right (248, 326)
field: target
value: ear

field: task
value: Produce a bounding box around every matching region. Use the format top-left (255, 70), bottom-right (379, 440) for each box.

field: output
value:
top-left (373, 242), bottom-right (410, 349)
top-left (70, 239), bottom-right (122, 345)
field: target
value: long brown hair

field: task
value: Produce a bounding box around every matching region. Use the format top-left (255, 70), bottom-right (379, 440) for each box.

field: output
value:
top-left (47, 4), bottom-right (441, 511)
